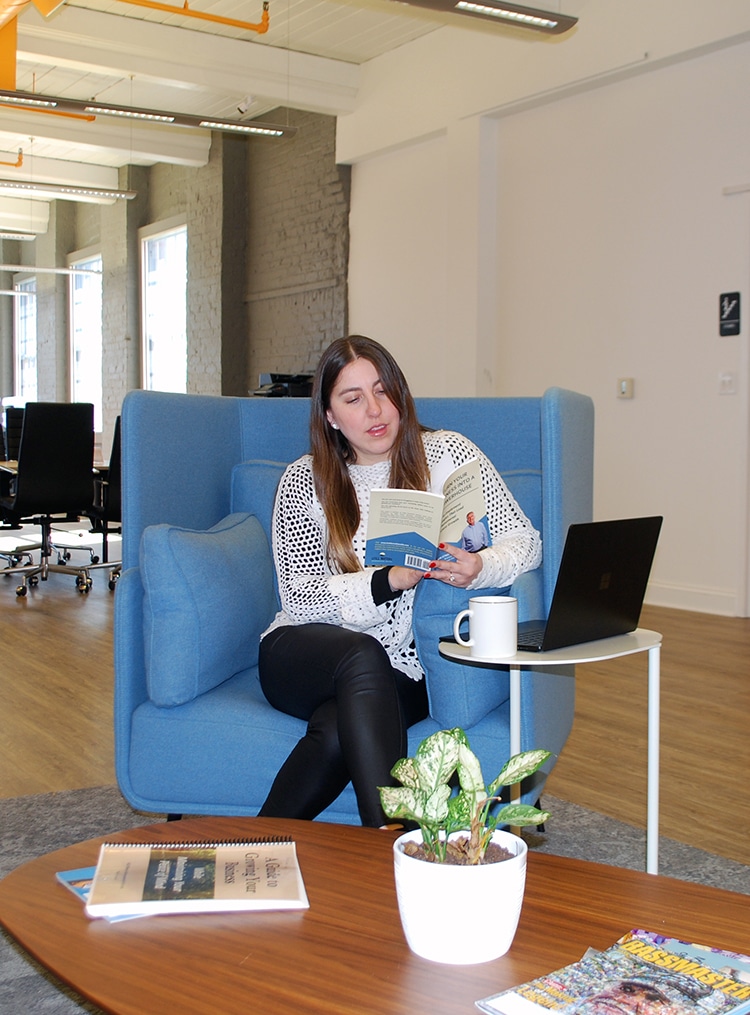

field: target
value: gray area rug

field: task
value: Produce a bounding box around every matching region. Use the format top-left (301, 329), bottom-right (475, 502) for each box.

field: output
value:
top-left (1, 786), bottom-right (748, 1013)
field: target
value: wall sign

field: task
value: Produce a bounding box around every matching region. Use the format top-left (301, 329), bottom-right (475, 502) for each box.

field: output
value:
top-left (720, 292), bottom-right (740, 336)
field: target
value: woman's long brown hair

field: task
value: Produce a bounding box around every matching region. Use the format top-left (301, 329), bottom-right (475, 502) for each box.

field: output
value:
top-left (310, 336), bottom-right (430, 573)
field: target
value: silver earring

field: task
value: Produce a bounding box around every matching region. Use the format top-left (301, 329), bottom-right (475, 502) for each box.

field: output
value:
top-left (331, 422), bottom-right (340, 430)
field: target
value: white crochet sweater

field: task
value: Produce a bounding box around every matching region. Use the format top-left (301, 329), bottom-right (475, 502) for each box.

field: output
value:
top-left (262, 430), bottom-right (541, 681)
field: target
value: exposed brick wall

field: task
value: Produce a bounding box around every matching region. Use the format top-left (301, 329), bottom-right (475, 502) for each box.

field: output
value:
top-left (246, 108), bottom-right (350, 388)
top-left (0, 111), bottom-right (349, 441)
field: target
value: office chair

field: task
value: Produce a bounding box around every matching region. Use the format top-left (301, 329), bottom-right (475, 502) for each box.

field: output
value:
top-left (1, 410), bottom-right (25, 527)
top-left (4, 406), bottom-right (24, 460)
top-left (0, 402), bottom-right (96, 596)
top-left (85, 415), bottom-right (122, 590)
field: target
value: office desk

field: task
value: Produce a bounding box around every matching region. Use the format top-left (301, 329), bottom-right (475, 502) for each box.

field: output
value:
top-left (439, 629), bottom-right (662, 874)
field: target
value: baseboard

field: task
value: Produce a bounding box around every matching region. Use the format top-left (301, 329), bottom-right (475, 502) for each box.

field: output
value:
top-left (645, 581), bottom-right (745, 617)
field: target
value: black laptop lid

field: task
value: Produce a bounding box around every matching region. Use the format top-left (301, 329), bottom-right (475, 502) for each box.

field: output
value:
top-left (524, 516), bottom-right (662, 651)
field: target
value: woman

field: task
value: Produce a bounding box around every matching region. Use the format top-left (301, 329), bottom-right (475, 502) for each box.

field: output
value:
top-left (258, 336), bottom-right (541, 827)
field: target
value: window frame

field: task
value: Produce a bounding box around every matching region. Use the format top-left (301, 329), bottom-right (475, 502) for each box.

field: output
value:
top-left (67, 245), bottom-right (104, 433)
top-left (12, 272), bottom-right (37, 403)
top-left (139, 216), bottom-right (188, 394)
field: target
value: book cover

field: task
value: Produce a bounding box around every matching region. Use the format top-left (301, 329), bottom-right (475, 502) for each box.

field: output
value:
top-left (476, 930), bottom-right (750, 1015)
top-left (56, 866), bottom-right (144, 922)
top-left (365, 458), bottom-right (490, 570)
top-left (85, 838), bottom-right (309, 918)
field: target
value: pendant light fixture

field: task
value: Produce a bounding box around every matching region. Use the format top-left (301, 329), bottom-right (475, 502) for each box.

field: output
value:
top-left (393, 0), bottom-right (577, 33)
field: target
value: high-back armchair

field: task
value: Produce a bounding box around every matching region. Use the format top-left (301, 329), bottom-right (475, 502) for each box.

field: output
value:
top-left (114, 388), bottom-right (594, 821)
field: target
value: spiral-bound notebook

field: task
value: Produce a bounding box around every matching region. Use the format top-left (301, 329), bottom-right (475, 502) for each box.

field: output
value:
top-left (85, 837), bottom-right (309, 918)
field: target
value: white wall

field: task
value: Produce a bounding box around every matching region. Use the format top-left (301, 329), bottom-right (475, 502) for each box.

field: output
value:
top-left (346, 4), bottom-right (750, 615)
top-left (492, 44), bottom-right (750, 615)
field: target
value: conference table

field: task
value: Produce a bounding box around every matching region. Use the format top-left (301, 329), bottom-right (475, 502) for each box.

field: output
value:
top-left (0, 816), bottom-right (748, 1015)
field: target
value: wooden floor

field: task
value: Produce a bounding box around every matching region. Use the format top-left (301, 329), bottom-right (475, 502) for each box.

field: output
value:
top-left (0, 568), bottom-right (748, 866)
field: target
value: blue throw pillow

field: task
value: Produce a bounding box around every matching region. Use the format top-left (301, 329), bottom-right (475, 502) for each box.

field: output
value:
top-left (141, 512), bottom-right (278, 707)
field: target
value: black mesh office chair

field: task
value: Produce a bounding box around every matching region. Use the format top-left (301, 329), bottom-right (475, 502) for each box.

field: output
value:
top-left (4, 406), bottom-right (24, 460)
top-left (0, 402), bottom-right (96, 596)
top-left (1, 408), bottom-right (24, 527)
top-left (85, 415), bottom-right (122, 590)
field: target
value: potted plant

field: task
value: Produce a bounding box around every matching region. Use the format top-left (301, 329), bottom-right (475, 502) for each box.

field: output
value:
top-left (379, 727), bottom-right (551, 965)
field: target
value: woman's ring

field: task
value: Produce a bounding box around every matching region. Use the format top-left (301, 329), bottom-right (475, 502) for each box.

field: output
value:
top-left (449, 574), bottom-right (456, 584)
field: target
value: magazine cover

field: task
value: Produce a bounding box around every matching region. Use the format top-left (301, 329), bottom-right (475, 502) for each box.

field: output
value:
top-left (477, 930), bottom-right (750, 1015)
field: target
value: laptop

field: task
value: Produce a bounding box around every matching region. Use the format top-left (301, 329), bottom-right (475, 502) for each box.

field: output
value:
top-left (516, 516), bottom-right (663, 651)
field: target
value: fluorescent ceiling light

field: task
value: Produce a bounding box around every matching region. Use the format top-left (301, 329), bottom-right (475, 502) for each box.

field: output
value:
top-left (83, 105), bottom-right (176, 123)
top-left (0, 179), bottom-right (136, 201)
top-left (0, 230), bottom-right (36, 241)
top-left (0, 89), bottom-right (297, 139)
top-left (394, 0), bottom-right (577, 32)
top-left (0, 264), bottom-right (102, 274)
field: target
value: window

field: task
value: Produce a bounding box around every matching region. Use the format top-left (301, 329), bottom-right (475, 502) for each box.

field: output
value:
top-left (140, 221), bottom-right (187, 392)
top-left (14, 276), bottom-right (37, 402)
top-left (69, 252), bottom-right (103, 432)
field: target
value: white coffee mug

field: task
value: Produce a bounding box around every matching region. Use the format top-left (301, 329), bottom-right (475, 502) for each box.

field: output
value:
top-left (453, 595), bottom-right (518, 659)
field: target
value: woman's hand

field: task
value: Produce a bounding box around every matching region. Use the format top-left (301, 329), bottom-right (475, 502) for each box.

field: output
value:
top-left (388, 566), bottom-right (427, 592)
top-left (427, 544), bottom-right (483, 589)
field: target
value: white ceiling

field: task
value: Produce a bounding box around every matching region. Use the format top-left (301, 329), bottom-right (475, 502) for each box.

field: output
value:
top-left (1, 0), bottom-right (450, 230)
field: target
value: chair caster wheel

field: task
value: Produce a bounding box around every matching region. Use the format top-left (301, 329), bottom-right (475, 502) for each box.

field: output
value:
top-left (16, 584), bottom-right (27, 597)
top-left (29, 575), bottom-right (39, 587)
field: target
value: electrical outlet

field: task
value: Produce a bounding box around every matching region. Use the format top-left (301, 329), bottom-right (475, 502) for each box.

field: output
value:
top-left (617, 378), bottom-right (634, 399)
top-left (718, 371), bottom-right (737, 395)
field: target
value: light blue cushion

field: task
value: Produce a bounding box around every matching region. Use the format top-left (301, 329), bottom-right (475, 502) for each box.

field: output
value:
top-left (141, 512), bottom-right (278, 707)
top-left (413, 580), bottom-right (511, 729)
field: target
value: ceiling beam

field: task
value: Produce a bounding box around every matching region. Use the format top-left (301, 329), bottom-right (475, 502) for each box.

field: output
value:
top-left (0, 195), bottom-right (49, 233)
top-left (0, 150), bottom-right (125, 188)
top-left (18, 5), bottom-right (360, 117)
top-left (0, 104), bottom-right (212, 166)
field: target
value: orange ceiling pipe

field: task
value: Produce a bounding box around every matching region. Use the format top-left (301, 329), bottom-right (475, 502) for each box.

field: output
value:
top-left (0, 18), bottom-right (16, 88)
top-left (0, 102), bottom-right (96, 120)
top-left (110, 0), bottom-right (269, 33)
top-left (0, 0), bottom-right (29, 31)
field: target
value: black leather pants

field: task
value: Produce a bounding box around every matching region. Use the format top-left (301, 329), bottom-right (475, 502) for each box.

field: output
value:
top-left (258, 624), bottom-right (428, 826)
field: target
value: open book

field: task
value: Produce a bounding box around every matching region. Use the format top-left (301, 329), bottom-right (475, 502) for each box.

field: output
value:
top-left (365, 458), bottom-right (490, 571)
top-left (85, 837), bottom-right (309, 918)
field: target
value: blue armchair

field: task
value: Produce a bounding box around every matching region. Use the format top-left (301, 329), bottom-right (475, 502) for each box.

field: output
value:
top-left (114, 388), bottom-right (594, 821)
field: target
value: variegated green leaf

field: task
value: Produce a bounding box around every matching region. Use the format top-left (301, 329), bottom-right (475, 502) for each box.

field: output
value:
top-left (488, 749), bottom-right (552, 796)
top-left (495, 803), bottom-right (550, 827)
top-left (422, 785), bottom-right (451, 825)
top-left (455, 739), bottom-right (485, 795)
top-left (412, 729), bottom-right (461, 790)
top-left (379, 786), bottom-right (427, 821)
top-left (391, 756), bottom-right (420, 789)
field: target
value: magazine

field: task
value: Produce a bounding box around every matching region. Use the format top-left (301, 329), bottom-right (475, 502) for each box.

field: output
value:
top-left (476, 929), bottom-right (750, 1015)
top-left (365, 458), bottom-right (490, 570)
top-left (56, 866), bottom-right (143, 922)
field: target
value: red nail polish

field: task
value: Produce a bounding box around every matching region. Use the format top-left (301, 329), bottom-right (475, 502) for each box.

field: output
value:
top-left (438, 543), bottom-right (445, 550)
top-left (428, 561), bottom-right (437, 568)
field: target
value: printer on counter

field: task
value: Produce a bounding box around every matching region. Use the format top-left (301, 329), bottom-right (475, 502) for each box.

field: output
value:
top-left (252, 373), bottom-right (314, 398)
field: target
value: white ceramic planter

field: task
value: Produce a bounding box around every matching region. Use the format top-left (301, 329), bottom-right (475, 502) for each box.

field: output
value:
top-left (392, 828), bottom-right (528, 965)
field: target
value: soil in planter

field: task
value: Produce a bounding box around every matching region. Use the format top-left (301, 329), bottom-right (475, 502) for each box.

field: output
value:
top-left (402, 836), bottom-right (515, 866)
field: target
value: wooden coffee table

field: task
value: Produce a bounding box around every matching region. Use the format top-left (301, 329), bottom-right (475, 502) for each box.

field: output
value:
top-left (1, 816), bottom-right (748, 1015)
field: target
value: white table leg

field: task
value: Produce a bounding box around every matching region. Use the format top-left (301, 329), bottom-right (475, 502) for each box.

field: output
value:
top-left (510, 666), bottom-right (521, 806)
top-left (646, 643), bottom-right (661, 875)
